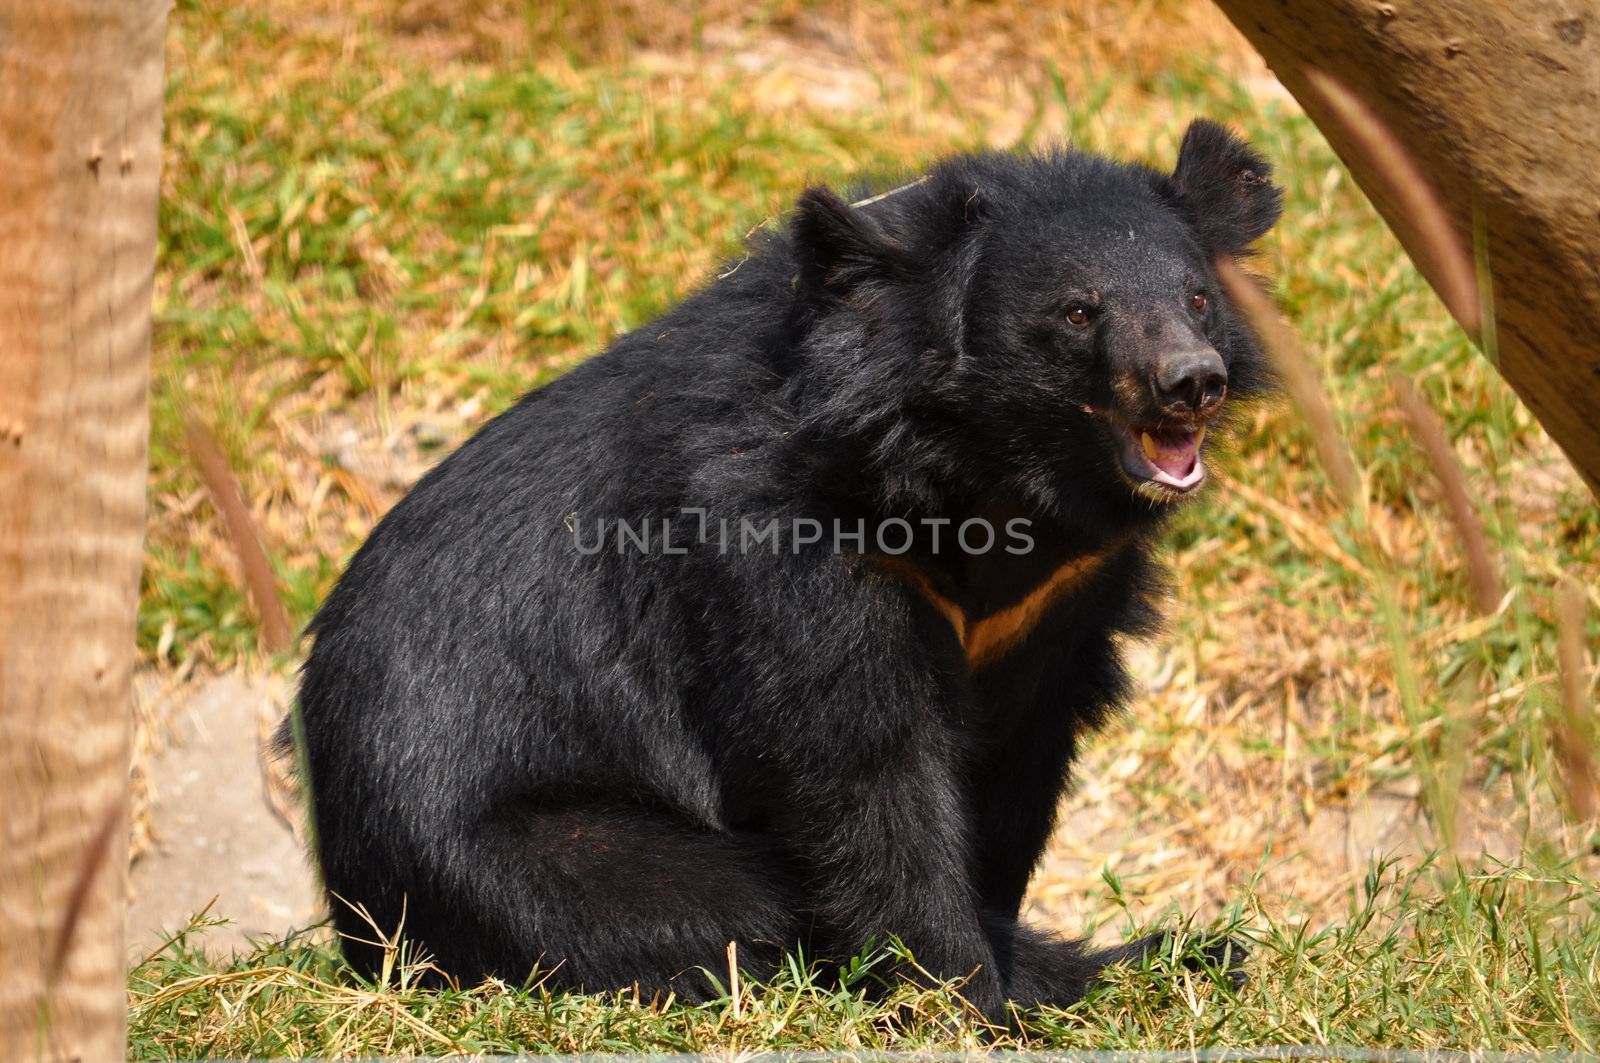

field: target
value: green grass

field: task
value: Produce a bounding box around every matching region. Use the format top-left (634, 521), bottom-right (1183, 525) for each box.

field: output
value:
top-left (139, 0), bottom-right (1600, 1054)
top-left (129, 863), bottom-right (1600, 1055)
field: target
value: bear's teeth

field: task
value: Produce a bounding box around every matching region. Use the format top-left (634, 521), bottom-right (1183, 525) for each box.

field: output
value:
top-left (1195, 427), bottom-right (1206, 449)
top-left (1141, 431), bottom-right (1159, 462)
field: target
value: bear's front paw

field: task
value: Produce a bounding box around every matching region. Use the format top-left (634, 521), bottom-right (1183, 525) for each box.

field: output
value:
top-left (946, 964), bottom-right (1007, 1027)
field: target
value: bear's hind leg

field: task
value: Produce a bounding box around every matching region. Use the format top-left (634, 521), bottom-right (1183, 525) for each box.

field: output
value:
top-left (347, 806), bottom-right (799, 1002)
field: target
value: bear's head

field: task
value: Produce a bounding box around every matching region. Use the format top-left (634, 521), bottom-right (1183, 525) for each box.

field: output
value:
top-left (787, 119), bottom-right (1283, 531)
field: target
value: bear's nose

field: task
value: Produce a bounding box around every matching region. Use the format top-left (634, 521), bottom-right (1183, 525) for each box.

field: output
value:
top-left (1155, 349), bottom-right (1227, 414)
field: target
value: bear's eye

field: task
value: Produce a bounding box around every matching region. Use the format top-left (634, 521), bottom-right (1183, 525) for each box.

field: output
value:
top-left (1065, 306), bottom-right (1091, 327)
top-left (1189, 292), bottom-right (1208, 313)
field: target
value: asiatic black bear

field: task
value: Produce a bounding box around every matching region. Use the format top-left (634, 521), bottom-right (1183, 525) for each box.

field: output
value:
top-left (291, 119), bottom-right (1281, 1020)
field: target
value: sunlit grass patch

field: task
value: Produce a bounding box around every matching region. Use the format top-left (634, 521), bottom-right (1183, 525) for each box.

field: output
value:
top-left (128, 863), bottom-right (1600, 1056)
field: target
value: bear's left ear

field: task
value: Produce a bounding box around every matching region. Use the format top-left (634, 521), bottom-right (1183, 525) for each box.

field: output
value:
top-left (1168, 119), bottom-right (1283, 255)
top-left (790, 186), bottom-right (912, 302)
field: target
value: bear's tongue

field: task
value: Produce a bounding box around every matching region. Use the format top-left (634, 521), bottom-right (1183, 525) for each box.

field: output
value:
top-left (1141, 426), bottom-right (1203, 480)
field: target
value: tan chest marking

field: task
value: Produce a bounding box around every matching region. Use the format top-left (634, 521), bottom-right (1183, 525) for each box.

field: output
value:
top-left (876, 548), bottom-right (1115, 669)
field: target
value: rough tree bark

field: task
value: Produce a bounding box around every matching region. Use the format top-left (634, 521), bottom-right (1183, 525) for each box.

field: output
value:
top-left (1208, 0), bottom-right (1600, 497)
top-left (0, 1), bottom-right (168, 1060)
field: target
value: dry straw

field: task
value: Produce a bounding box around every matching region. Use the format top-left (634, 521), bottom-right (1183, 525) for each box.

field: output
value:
top-left (1214, 256), bottom-right (1361, 507)
top-left (1301, 68), bottom-right (1482, 341)
top-left (1387, 370), bottom-right (1502, 616)
top-left (1554, 578), bottom-right (1597, 823)
top-left (44, 797), bottom-right (123, 989)
top-left (183, 414), bottom-right (294, 653)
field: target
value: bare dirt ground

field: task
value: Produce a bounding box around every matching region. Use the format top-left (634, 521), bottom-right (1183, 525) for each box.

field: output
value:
top-left (128, 670), bottom-right (320, 960)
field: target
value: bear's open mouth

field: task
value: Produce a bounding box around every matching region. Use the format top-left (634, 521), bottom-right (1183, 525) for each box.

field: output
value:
top-left (1111, 422), bottom-right (1207, 494)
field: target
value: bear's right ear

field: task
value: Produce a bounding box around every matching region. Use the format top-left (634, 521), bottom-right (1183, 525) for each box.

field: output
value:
top-left (790, 186), bottom-right (909, 300)
top-left (1169, 119), bottom-right (1283, 255)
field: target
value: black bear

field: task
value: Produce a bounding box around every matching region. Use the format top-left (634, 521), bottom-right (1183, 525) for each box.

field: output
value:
top-left (291, 119), bottom-right (1282, 1020)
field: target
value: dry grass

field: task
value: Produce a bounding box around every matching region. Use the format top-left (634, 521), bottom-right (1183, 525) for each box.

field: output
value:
top-left (136, 0), bottom-right (1600, 1051)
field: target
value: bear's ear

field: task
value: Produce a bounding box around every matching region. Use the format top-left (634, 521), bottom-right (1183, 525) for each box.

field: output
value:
top-left (790, 186), bottom-right (909, 299)
top-left (1169, 119), bottom-right (1283, 255)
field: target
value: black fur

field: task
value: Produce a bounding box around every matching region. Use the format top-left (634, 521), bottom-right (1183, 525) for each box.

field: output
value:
top-left (290, 119), bottom-right (1282, 1020)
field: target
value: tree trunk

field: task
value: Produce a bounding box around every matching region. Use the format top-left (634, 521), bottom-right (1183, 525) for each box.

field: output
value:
top-left (1208, 0), bottom-right (1600, 496)
top-left (0, 2), bottom-right (167, 1059)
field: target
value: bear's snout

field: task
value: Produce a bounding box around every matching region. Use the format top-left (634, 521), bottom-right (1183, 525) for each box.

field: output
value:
top-left (1154, 347), bottom-right (1228, 416)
